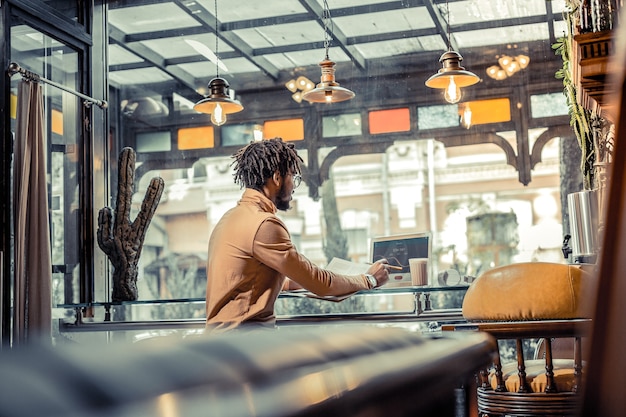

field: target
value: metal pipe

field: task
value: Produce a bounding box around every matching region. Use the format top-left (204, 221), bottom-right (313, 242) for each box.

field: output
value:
top-left (7, 62), bottom-right (108, 109)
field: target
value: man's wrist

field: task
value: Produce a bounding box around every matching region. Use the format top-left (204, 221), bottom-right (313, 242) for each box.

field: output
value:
top-left (365, 273), bottom-right (377, 289)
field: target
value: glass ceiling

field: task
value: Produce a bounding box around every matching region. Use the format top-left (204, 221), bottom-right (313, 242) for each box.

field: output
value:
top-left (106, 0), bottom-right (568, 102)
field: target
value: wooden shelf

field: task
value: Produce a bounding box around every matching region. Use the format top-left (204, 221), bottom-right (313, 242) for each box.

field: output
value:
top-left (573, 30), bottom-right (615, 118)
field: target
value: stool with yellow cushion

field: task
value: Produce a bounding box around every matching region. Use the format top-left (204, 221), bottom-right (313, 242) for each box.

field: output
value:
top-left (442, 262), bottom-right (596, 417)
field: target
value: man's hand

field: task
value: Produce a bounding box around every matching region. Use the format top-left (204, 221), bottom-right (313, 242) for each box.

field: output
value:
top-left (366, 260), bottom-right (390, 288)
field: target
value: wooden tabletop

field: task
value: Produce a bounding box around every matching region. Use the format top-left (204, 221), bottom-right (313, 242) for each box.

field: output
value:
top-left (441, 318), bottom-right (593, 339)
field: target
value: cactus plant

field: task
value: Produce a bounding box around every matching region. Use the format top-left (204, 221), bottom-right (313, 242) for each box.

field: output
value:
top-left (97, 147), bottom-right (165, 301)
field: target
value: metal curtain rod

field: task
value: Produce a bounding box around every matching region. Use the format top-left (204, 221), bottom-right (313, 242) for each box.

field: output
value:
top-left (7, 62), bottom-right (108, 109)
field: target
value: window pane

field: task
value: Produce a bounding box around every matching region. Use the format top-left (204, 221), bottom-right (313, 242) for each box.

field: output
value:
top-left (11, 21), bottom-right (83, 305)
top-left (178, 126), bottom-right (214, 150)
top-left (137, 131), bottom-right (172, 152)
top-left (42, 0), bottom-right (82, 24)
top-left (418, 104), bottom-right (459, 130)
top-left (264, 119), bottom-right (304, 141)
top-left (369, 108), bottom-right (410, 134)
top-left (531, 93), bottom-right (569, 118)
top-left (323, 113), bottom-right (362, 137)
top-left (222, 123), bottom-right (258, 146)
top-left (103, 1), bottom-right (569, 320)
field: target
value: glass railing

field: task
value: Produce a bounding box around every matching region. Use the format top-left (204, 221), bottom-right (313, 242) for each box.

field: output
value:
top-left (54, 285), bottom-right (469, 338)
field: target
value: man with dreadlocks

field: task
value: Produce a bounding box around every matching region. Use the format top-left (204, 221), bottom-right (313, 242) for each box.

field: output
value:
top-left (205, 138), bottom-right (390, 333)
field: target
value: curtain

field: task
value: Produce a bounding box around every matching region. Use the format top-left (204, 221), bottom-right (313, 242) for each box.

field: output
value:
top-left (13, 79), bottom-right (52, 344)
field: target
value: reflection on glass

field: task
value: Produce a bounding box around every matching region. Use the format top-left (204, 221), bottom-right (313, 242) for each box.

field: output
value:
top-left (222, 123), bottom-right (259, 146)
top-left (137, 131), bottom-right (172, 152)
top-left (322, 113), bottom-right (362, 137)
top-left (42, 0), bottom-right (82, 24)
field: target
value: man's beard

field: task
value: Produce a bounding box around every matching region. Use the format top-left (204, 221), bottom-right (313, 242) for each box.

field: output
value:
top-left (276, 182), bottom-right (292, 211)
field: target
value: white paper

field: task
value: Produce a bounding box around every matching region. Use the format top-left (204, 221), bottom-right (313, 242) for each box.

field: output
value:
top-left (281, 289), bottom-right (354, 303)
top-left (325, 257), bottom-right (370, 275)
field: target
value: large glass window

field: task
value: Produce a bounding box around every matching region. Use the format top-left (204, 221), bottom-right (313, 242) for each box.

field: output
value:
top-left (10, 21), bottom-right (85, 308)
top-left (101, 0), bottom-right (571, 321)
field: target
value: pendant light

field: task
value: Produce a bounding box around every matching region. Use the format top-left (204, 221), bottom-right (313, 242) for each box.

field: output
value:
top-left (193, 0), bottom-right (243, 125)
top-left (425, 0), bottom-right (479, 104)
top-left (302, 0), bottom-right (355, 104)
top-left (486, 54), bottom-right (530, 80)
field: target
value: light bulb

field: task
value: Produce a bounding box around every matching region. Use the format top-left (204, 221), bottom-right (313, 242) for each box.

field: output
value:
top-left (498, 55), bottom-right (513, 68)
top-left (285, 79), bottom-right (297, 93)
top-left (211, 103), bottom-right (227, 126)
top-left (444, 77), bottom-right (462, 104)
top-left (324, 90), bottom-right (333, 103)
top-left (487, 65), bottom-right (500, 78)
top-left (292, 92), bottom-right (303, 103)
top-left (516, 55), bottom-right (530, 69)
top-left (505, 61), bottom-right (520, 76)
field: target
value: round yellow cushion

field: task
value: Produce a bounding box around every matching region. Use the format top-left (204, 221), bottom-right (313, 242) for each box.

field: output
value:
top-left (462, 262), bottom-right (595, 321)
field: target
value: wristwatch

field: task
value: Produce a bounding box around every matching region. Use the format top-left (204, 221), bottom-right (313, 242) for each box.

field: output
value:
top-left (365, 273), bottom-right (378, 289)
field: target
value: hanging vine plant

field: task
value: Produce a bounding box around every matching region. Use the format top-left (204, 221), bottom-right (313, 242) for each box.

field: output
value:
top-left (552, 1), bottom-right (595, 189)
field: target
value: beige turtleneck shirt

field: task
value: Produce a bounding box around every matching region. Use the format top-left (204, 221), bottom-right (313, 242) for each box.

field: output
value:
top-left (205, 188), bottom-right (371, 332)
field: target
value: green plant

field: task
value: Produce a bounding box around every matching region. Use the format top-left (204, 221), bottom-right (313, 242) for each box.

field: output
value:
top-left (553, 3), bottom-right (595, 189)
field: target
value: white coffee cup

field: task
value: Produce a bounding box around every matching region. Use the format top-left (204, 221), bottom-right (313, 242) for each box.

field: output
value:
top-left (409, 258), bottom-right (428, 286)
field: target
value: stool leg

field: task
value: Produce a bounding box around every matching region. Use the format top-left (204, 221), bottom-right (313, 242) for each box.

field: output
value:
top-left (574, 336), bottom-right (583, 393)
top-left (493, 354), bottom-right (506, 392)
top-left (544, 337), bottom-right (557, 393)
top-left (516, 339), bottom-right (530, 393)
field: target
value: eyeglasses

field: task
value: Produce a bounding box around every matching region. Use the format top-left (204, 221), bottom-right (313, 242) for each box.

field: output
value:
top-left (292, 174), bottom-right (302, 188)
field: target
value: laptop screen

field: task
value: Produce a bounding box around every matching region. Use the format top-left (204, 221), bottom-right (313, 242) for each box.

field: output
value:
top-left (370, 232), bottom-right (431, 287)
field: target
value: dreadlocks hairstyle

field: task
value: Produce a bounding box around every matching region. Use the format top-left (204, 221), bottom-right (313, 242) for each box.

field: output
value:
top-left (231, 137), bottom-right (303, 190)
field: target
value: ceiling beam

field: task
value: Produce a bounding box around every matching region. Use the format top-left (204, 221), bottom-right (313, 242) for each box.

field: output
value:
top-left (423, 0), bottom-right (459, 52)
top-left (450, 14), bottom-right (563, 33)
top-left (108, 25), bottom-right (200, 93)
top-left (298, 0), bottom-right (367, 70)
top-left (172, 0), bottom-right (282, 80)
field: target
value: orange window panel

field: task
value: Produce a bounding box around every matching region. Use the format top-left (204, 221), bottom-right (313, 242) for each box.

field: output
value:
top-left (178, 126), bottom-right (214, 150)
top-left (52, 109), bottom-right (64, 135)
top-left (10, 94), bottom-right (17, 119)
top-left (263, 119), bottom-right (304, 141)
top-left (463, 98), bottom-right (511, 125)
top-left (369, 108), bottom-right (411, 134)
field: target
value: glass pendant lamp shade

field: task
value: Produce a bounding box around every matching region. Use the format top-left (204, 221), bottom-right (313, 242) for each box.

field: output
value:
top-left (302, 59), bottom-right (355, 103)
top-left (193, 77), bottom-right (243, 125)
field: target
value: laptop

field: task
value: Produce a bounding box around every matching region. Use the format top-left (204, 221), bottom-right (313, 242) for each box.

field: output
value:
top-left (370, 232), bottom-right (432, 287)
